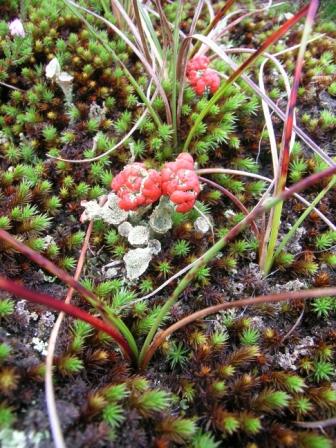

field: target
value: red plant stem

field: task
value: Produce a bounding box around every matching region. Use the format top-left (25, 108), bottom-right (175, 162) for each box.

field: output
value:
top-left (225, 3), bottom-right (309, 86)
top-left (141, 286), bottom-right (336, 369)
top-left (277, 0), bottom-right (319, 194)
top-left (140, 164), bottom-right (336, 369)
top-left (64, 220), bottom-right (94, 304)
top-left (45, 220), bottom-right (94, 448)
top-left (0, 229), bottom-right (98, 305)
top-left (0, 276), bottom-right (133, 360)
top-left (189, 0), bottom-right (236, 59)
top-left (209, 0), bottom-right (236, 30)
top-left (131, 0), bottom-right (151, 64)
top-left (220, 165), bottom-right (336, 246)
top-left (260, 0), bottom-right (320, 275)
top-left (276, 0), bottom-right (319, 195)
top-left (199, 176), bottom-right (259, 238)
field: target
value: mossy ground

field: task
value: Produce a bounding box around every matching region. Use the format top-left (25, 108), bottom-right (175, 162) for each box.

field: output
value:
top-left (0, 1), bottom-right (335, 447)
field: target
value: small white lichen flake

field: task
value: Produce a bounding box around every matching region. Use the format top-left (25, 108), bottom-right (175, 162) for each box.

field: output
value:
top-left (224, 209), bottom-right (235, 219)
top-left (45, 57), bottom-right (61, 80)
top-left (31, 337), bottom-right (48, 356)
top-left (123, 247), bottom-right (153, 280)
top-left (102, 193), bottom-right (129, 225)
top-left (148, 239), bottom-right (161, 255)
top-left (194, 216), bottom-right (210, 234)
top-left (276, 336), bottom-right (314, 370)
top-left (42, 235), bottom-right (56, 250)
top-left (128, 225), bottom-right (150, 247)
top-left (81, 193), bottom-right (128, 225)
top-left (101, 260), bottom-right (123, 279)
top-left (0, 428), bottom-right (46, 448)
top-left (0, 428), bottom-right (26, 448)
top-left (149, 196), bottom-right (174, 234)
top-left (118, 221), bottom-right (133, 238)
top-left (80, 199), bottom-right (103, 221)
top-left (57, 71), bottom-right (74, 100)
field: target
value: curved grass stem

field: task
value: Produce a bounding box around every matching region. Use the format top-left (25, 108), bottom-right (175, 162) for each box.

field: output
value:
top-left (141, 286), bottom-right (336, 369)
top-left (138, 164), bottom-right (336, 368)
top-left (64, 0), bottom-right (163, 127)
top-left (199, 176), bottom-right (259, 238)
top-left (272, 175), bottom-right (336, 263)
top-left (0, 228), bottom-right (139, 359)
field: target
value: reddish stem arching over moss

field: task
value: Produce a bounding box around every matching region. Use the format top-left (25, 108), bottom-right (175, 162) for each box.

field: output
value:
top-left (0, 276), bottom-right (133, 361)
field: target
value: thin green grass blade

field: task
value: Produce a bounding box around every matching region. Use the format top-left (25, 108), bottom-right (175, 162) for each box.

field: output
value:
top-left (176, 0), bottom-right (205, 132)
top-left (0, 229), bottom-right (139, 359)
top-left (204, 45), bottom-right (334, 166)
top-left (153, 0), bottom-right (173, 49)
top-left (262, 0), bottom-right (320, 274)
top-left (132, 0), bottom-right (151, 63)
top-left (139, 3), bottom-right (163, 61)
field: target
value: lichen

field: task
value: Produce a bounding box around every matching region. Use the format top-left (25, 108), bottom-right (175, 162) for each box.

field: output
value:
top-left (123, 247), bottom-right (153, 280)
top-left (194, 216), bottom-right (210, 234)
top-left (45, 57), bottom-right (73, 106)
top-left (118, 221), bottom-right (133, 238)
top-left (81, 193), bottom-right (128, 226)
top-left (276, 337), bottom-right (315, 370)
top-left (149, 196), bottom-right (174, 234)
top-left (148, 239), bottom-right (161, 255)
top-left (128, 225), bottom-right (150, 247)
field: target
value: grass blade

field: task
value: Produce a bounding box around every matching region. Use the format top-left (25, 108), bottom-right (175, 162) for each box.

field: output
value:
top-left (45, 220), bottom-right (93, 448)
top-left (153, 0), bottom-right (173, 50)
top-left (171, 0), bottom-right (183, 148)
top-left (220, 50), bottom-right (334, 166)
top-left (0, 228), bottom-right (139, 357)
top-left (131, 0), bottom-right (151, 63)
top-left (139, 4), bottom-right (163, 65)
top-left (199, 176), bottom-right (259, 238)
top-left (176, 0), bottom-right (205, 131)
top-left (262, 0), bottom-right (320, 275)
top-left (48, 93), bottom-right (154, 163)
top-left (0, 229), bottom-right (98, 304)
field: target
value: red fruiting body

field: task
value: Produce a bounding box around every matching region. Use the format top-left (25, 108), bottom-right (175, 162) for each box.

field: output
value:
top-left (190, 69), bottom-right (221, 96)
top-left (186, 55), bottom-right (210, 72)
top-left (161, 153), bottom-right (200, 213)
top-left (111, 154), bottom-right (200, 213)
top-left (111, 163), bottom-right (162, 211)
top-left (201, 69), bottom-right (220, 94)
top-left (169, 171), bottom-right (200, 212)
top-left (186, 55), bottom-right (220, 96)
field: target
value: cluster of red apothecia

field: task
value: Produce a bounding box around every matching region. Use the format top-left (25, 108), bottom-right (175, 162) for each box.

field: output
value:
top-left (186, 55), bottom-right (220, 95)
top-left (111, 153), bottom-right (200, 213)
